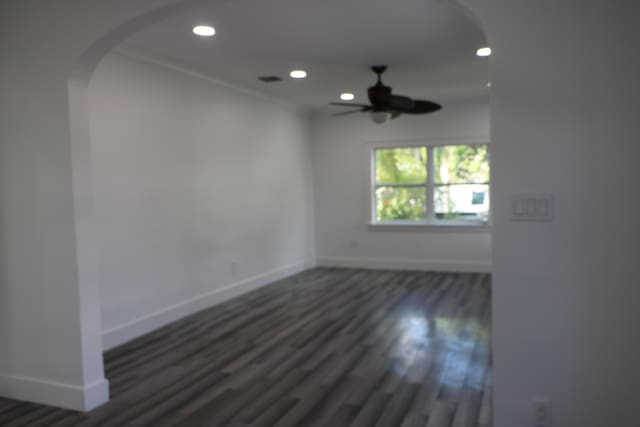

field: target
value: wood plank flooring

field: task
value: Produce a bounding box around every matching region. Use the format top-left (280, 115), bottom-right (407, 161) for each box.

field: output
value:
top-left (0, 268), bottom-right (492, 427)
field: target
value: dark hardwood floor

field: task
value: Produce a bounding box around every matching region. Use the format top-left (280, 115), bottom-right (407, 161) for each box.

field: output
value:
top-left (0, 268), bottom-right (492, 427)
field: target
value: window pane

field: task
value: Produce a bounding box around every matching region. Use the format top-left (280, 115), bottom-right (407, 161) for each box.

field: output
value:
top-left (376, 186), bottom-right (426, 221)
top-left (434, 145), bottom-right (489, 184)
top-left (375, 147), bottom-right (427, 184)
top-left (435, 184), bottom-right (489, 221)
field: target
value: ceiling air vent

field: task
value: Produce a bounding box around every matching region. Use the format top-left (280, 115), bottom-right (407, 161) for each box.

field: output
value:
top-left (258, 75), bottom-right (282, 83)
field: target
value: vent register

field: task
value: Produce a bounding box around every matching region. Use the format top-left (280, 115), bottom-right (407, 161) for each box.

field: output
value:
top-left (258, 75), bottom-right (282, 82)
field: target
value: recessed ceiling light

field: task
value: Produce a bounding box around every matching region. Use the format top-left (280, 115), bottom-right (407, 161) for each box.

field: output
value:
top-left (290, 70), bottom-right (307, 79)
top-left (340, 93), bottom-right (355, 101)
top-left (487, 82), bottom-right (492, 88)
top-left (193, 25), bottom-right (216, 37)
top-left (476, 47), bottom-right (492, 57)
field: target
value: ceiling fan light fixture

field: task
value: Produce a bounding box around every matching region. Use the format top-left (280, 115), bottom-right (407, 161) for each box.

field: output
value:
top-left (193, 25), bottom-right (216, 37)
top-left (476, 46), bottom-right (492, 57)
top-left (340, 93), bottom-right (355, 101)
top-left (370, 111), bottom-right (391, 124)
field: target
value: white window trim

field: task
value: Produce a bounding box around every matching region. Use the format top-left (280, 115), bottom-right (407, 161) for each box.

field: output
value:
top-left (368, 138), bottom-right (491, 229)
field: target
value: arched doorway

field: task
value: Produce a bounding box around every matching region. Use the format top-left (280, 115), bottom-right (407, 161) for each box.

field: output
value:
top-left (2, 0), bottom-right (494, 417)
top-left (71, 0), bottom-right (493, 413)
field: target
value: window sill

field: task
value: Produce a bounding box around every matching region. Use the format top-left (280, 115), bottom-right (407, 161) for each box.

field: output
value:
top-left (367, 221), bottom-right (491, 232)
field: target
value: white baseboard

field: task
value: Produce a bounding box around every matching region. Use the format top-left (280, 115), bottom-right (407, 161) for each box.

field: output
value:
top-left (316, 256), bottom-right (491, 273)
top-left (0, 374), bottom-right (109, 411)
top-left (102, 259), bottom-right (315, 351)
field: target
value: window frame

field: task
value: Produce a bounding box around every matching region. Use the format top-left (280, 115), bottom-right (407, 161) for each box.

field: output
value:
top-left (369, 139), bottom-right (491, 228)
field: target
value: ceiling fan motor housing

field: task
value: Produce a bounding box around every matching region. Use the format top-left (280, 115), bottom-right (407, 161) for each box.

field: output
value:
top-left (368, 85), bottom-right (393, 110)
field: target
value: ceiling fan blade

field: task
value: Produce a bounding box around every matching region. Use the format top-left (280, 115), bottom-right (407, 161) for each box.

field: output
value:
top-left (388, 95), bottom-right (416, 112)
top-left (329, 102), bottom-right (371, 108)
top-left (390, 111), bottom-right (402, 119)
top-left (405, 100), bottom-right (442, 114)
top-left (330, 108), bottom-right (369, 117)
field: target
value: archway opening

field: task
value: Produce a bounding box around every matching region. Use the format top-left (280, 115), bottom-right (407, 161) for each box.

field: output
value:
top-left (69, 0), bottom-right (493, 419)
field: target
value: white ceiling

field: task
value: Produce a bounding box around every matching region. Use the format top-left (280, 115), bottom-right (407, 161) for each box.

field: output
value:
top-left (123, 0), bottom-right (489, 110)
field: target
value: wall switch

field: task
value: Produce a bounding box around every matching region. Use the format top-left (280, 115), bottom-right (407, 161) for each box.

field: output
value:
top-left (532, 398), bottom-right (552, 426)
top-left (514, 198), bottom-right (526, 216)
top-left (511, 194), bottom-right (554, 222)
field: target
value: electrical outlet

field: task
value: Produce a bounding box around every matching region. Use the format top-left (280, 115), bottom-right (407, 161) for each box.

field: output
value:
top-left (532, 398), bottom-right (551, 426)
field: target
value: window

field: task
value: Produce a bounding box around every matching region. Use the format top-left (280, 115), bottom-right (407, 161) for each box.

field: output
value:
top-left (372, 143), bottom-right (490, 226)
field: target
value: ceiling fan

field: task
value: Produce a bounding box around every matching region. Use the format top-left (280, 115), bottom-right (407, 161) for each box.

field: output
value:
top-left (329, 65), bottom-right (442, 123)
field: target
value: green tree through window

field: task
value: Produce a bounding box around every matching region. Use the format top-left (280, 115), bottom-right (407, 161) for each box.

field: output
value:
top-left (374, 147), bottom-right (427, 221)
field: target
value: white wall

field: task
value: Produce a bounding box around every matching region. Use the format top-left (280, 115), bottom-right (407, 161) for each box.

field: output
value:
top-left (311, 98), bottom-right (491, 272)
top-left (0, 0), bottom-right (129, 411)
top-left (89, 52), bottom-right (315, 349)
top-left (484, 1), bottom-right (640, 426)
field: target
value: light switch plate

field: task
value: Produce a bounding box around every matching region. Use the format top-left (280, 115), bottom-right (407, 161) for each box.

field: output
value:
top-left (511, 194), bottom-right (554, 222)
